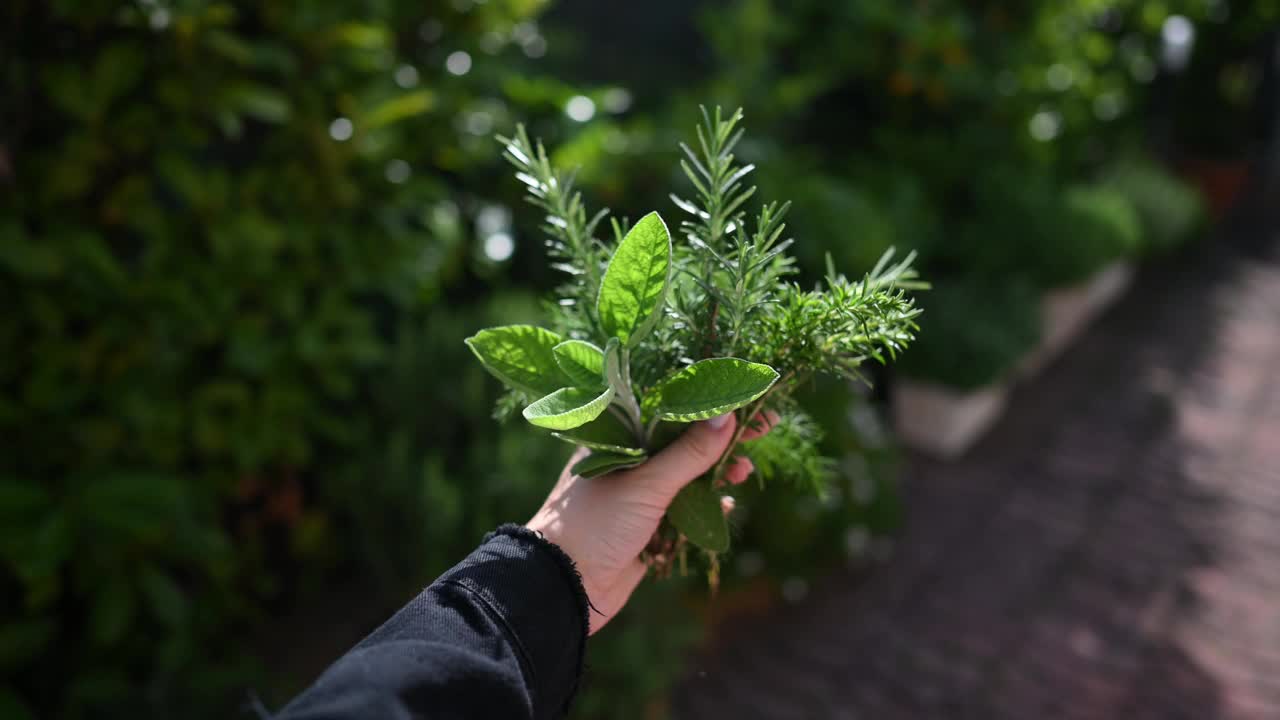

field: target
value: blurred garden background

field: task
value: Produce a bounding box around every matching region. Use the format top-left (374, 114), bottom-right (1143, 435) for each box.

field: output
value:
top-left (2, 1), bottom-right (1278, 718)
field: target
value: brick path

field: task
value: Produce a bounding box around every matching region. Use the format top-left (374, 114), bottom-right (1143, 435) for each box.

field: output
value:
top-left (671, 221), bottom-right (1280, 719)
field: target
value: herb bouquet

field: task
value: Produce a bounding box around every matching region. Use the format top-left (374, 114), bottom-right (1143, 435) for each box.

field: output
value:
top-left (467, 108), bottom-right (924, 574)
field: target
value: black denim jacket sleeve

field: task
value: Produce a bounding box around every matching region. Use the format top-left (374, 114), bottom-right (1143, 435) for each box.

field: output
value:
top-left (274, 524), bottom-right (590, 720)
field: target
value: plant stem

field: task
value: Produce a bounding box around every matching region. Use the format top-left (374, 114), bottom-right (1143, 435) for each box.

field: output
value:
top-left (615, 347), bottom-right (645, 442)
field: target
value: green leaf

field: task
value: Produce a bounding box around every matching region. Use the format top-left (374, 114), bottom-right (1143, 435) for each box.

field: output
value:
top-left (570, 452), bottom-right (646, 479)
top-left (552, 411), bottom-right (645, 456)
top-left (652, 358), bottom-right (780, 421)
top-left (90, 578), bottom-right (135, 647)
top-left (553, 340), bottom-right (605, 388)
top-left (667, 480), bottom-right (729, 552)
top-left (597, 212), bottom-right (672, 347)
top-left (466, 325), bottom-right (569, 397)
top-left (0, 687), bottom-right (36, 720)
top-left (365, 90), bottom-right (436, 130)
top-left (139, 567), bottom-right (186, 627)
top-left (523, 386), bottom-right (615, 430)
top-left (0, 618), bottom-right (55, 668)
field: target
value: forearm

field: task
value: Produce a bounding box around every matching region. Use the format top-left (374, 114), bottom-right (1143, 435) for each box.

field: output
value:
top-left (275, 525), bottom-right (590, 720)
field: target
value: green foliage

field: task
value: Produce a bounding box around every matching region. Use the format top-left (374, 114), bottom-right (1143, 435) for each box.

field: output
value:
top-left (1055, 184), bottom-right (1143, 283)
top-left (466, 325), bottom-right (572, 397)
top-left (1174, 0), bottom-right (1280, 155)
top-left (650, 358), bottom-right (780, 422)
top-left (898, 279), bottom-right (1042, 390)
top-left (570, 452), bottom-right (647, 479)
top-left (742, 412), bottom-right (837, 495)
top-left (542, 0), bottom-right (1213, 388)
top-left (597, 212), bottom-right (674, 347)
top-left (523, 386), bottom-right (616, 429)
top-left (960, 169), bottom-right (1142, 290)
top-left (1104, 155), bottom-right (1207, 253)
top-left (471, 108), bottom-right (923, 556)
top-left (0, 1), bottom-right (581, 717)
top-left (667, 481), bottom-right (731, 553)
top-left (553, 340), bottom-right (607, 387)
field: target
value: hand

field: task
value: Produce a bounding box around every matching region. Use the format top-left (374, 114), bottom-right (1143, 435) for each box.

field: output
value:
top-left (527, 411), bottom-right (777, 634)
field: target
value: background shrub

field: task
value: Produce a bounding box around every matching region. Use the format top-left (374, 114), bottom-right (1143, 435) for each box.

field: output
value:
top-left (0, 1), bottom-right (575, 716)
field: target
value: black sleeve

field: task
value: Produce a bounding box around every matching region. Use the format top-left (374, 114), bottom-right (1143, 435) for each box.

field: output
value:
top-left (273, 524), bottom-right (590, 720)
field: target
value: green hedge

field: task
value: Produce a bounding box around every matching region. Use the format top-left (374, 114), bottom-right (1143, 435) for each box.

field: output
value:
top-left (0, 1), bottom-right (574, 716)
top-left (2, 3), bottom-right (901, 718)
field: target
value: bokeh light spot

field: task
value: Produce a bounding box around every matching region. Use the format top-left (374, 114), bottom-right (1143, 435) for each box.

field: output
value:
top-left (565, 95), bottom-right (596, 122)
top-left (602, 88), bottom-right (633, 114)
top-left (446, 51), bottom-right (472, 76)
top-left (394, 64), bottom-right (420, 88)
top-left (328, 117), bottom-right (354, 141)
top-left (1046, 63), bottom-right (1074, 91)
top-left (1029, 110), bottom-right (1062, 141)
top-left (483, 232), bottom-right (515, 262)
top-left (385, 159), bottom-right (411, 184)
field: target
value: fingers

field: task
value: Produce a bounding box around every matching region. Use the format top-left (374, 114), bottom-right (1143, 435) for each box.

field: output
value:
top-left (740, 410), bottom-right (780, 441)
top-left (725, 456), bottom-right (755, 486)
top-left (628, 413), bottom-right (736, 497)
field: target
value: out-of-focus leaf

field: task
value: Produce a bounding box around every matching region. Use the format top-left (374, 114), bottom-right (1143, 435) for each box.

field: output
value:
top-left (364, 91), bottom-right (436, 130)
top-left (0, 619), bottom-right (55, 669)
top-left (140, 567), bottom-right (187, 627)
top-left (0, 687), bottom-right (36, 720)
top-left (225, 84), bottom-right (291, 124)
top-left (90, 578), bottom-right (135, 647)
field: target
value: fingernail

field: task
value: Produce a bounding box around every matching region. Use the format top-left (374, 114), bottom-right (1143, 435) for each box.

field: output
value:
top-left (707, 413), bottom-right (731, 430)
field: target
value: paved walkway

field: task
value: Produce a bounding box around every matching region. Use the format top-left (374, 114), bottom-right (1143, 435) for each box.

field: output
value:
top-left (671, 217), bottom-right (1280, 719)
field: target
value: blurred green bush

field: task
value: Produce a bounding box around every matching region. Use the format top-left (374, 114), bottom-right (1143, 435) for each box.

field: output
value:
top-left (0, 1), bottom-right (587, 716)
top-left (2, 2), bottom-right (862, 717)
top-left (544, 0), bottom-right (1215, 388)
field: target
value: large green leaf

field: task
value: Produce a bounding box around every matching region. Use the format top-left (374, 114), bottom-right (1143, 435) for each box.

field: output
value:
top-left (552, 411), bottom-right (645, 456)
top-left (465, 325), bottom-right (568, 396)
top-left (651, 358), bottom-right (780, 421)
top-left (667, 480), bottom-right (729, 552)
top-left (552, 340), bottom-right (605, 388)
top-left (597, 212), bottom-right (671, 347)
top-left (523, 386), bottom-right (615, 430)
top-left (570, 452), bottom-right (647, 479)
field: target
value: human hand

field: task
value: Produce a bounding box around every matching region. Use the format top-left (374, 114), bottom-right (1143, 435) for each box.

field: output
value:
top-left (526, 411), bottom-right (777, 634)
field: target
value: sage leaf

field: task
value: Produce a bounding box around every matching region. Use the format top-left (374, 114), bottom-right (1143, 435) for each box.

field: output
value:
top-left (552, 411), bottom-right (645, 456)
top-left (465, 325), bottom-right (568, 396)
top-left (597, 211), bottom-right (671, 347)
top-left (570, 451), bottom-right (646, 479)
top-left (552, 340), bottom-right (605, 388)
top-left (667, 480), bottom-right (729, 552)
top-left (523, 386), bottom-right (615, 430)
top-left (652, 357), bottom-right (780, 421)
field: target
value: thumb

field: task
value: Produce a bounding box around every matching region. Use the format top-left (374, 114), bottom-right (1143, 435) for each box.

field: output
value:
top-left (630, 413), bottom-right (737, 498)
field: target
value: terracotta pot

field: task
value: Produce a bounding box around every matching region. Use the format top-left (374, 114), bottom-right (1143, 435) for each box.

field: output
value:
top-left (1179, 156), bottom-right (1250, 219)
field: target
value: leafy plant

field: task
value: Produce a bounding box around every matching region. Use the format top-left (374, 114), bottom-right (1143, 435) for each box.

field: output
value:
top-left (541, 0), bottom-right (1212, 390)
top-left (897, 277), bottom-right (1041, 390)
top-left (467, 108), bottom-right (923, 562)
top-left (0, 1), bottom-right (573, 717)
top-left (1104, 155), bottom-right (1206, 254)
